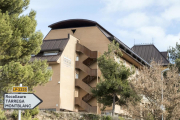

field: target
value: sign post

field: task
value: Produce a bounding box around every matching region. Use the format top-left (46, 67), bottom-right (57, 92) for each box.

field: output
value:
top-left (18, 84), bottom-right (22, 120)
top-left (4, 84), bottom-right (43, 120)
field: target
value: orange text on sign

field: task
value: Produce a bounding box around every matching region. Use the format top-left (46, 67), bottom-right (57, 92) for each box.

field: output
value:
top-left (13, 87), bottom-right (28, 93)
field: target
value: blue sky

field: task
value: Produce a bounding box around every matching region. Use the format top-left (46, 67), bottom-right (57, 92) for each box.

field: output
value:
top-left (25, 0), bottom-right (180, 51)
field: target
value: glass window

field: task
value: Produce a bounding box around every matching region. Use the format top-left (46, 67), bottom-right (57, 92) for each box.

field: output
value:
top-left (47, 66), bottom-right (52, 81)
top-left (76, 56), bottom-right (79, 61)
top-left (75, 73), bottom-right (79, 79)
top-left (44, 51), bottom-right (58, 56)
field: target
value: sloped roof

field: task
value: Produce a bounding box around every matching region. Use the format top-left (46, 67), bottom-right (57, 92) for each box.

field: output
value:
top-left (41, 38), bottom-right (69, 52)
top-left (31, 38), bottom-right (69, 62)
top-left (49, 19), bottom-right (150, 66)
top-left (31, 53), bottom-right (62, 62)
top-left (131, 44), bottom-right (169, 65)
top-left (161, 52), bottom-right (168, 59)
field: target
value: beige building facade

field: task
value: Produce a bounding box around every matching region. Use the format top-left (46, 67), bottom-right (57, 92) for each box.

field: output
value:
top-left (32, 19), bottom-right (152, 114)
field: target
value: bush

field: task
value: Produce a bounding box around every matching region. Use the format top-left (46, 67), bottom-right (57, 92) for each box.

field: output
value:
top-left (32, 118), bottom-right (39, 120)
top-left (12, 110), bottom-right (18, 119)
top-left (24, 107), bottom-right (39, 117)
top-left (80, 114), bottom-right (100, 120)
top-left (30, 107), bottom-right (39, 116)
top-left (21, 115), bottom-right (32, 120)
top-left (118, 116), bottom-right (125, 120)
top-left (102, 116), bottom-right (112, 120)
top-left (0, 109), bottom-right (6, 120)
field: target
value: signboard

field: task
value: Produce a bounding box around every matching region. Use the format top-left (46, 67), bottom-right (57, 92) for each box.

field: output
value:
top-left (4, 93), bottom-right (43, 110)
top-left (12, 86), bottom-right (28, 93)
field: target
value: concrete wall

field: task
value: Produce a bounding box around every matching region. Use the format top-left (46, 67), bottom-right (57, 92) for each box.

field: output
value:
top-left (34, 63), bottom-right (61, 111)
top-left (59, 35), bottom-right (78, 111)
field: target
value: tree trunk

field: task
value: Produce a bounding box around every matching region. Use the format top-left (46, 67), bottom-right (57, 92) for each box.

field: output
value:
top-left (112, 94), bottom-right (115, 116)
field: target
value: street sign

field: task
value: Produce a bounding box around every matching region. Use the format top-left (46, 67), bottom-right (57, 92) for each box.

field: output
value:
top-left (4, 93), bottom-right (43, 110)
top-left (160, 104), bottom-right (165, 111)
top-left (12, 86), bottom-right (28, 93)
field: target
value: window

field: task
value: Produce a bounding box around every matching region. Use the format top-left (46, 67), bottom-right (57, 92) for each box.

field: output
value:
top-left (75, 73), bottom-right (79, 79)
top-left (76, 56), bottom-right (79, 61)
top-left (44, 51), bottom-right (58, 56)
top-left (47, 66), bottom-right (52, 81)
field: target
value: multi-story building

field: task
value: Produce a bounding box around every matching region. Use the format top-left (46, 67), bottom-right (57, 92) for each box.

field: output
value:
top-left (132, 44), bottom-right (169, 66)
top-left (32, 19), bottom-right (167, 115)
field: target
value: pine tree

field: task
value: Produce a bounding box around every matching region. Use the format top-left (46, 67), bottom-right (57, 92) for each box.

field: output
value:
top-left (0, 0), bottom-right (52, 92)
top-left (92, 41), bottom-right (139, 116)
top-left (168, 42), bottom-right (180, 71)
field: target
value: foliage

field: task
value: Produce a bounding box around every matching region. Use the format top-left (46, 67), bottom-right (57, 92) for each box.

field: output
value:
top-left (168, 42), bottom-right (180, 71)
top-left (11, 110), bottom-right (18, 119)
top-left (0, 0), bottom-right (52, 92)
top-left (32, 118), bottom-right (39, 120)
top-left (24, 106), bottom-right (39, 116)
top-left (92, 41), bottom-right (139, 116)
top-left (0, 109), bottom-right (6, 120)
top-left (101, 116), bottom-right (112, 120)
top-left (80, 114), bottom-right (100, 120)
top-left (22, 114), bottom-right (32, 120)
top-left (118, 116), bottom-right (125, 120)
top-left (129, 61), bottom-right (180, 120)
top-left (79, 114), bottom-right (114, 120)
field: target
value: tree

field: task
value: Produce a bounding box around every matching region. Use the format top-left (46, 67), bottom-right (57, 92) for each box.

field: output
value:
top-left (168, 42), bottom-right (180, 71)
top-left (129, 61), bottom-right (180, 120)
top-left (0, 0), bottom-right (52, 92)
top-left (92, 41), bottom-right (139, 116)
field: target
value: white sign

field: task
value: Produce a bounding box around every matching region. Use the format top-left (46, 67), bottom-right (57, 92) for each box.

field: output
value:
top-left (4, 93), bottom-right (43, 110)
top-left (160, 104), bottom-right (165, 111)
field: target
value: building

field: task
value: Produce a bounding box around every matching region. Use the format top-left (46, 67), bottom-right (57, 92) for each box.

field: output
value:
top-left (132, 44), bottom-right (169, 66)
top-left (32, 19), bottom-right (154, 115)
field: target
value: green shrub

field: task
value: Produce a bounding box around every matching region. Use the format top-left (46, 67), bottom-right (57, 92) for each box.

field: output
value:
top-left (118, 116), bottom-right (125, 120)
top-left (0, 109), bottom-right (6, 120)
top-left (21, 115), bottom-right (32, 120)
top-left (30, 107), bottom-right (39, 116)
top-left (81, 114), bottom-right (100, 120)
top-left (23, 110), bottom-right (31, 117)
top-left (12, 110), bottom-right (18, 119)
top-left (33, 118), bottom-right (39, 120)
top-left (24, 107), bottom-right (39, 117)
top-left (101, 116), bottom-right (112, 120)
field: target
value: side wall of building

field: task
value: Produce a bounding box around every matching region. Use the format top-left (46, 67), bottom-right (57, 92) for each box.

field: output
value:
top-left (59, 35), bottom-right (78, 111)
top-left (34, 63), bottom-right (61, 111)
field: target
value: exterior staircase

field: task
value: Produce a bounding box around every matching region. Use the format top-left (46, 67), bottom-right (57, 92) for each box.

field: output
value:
top-left (75, 43), bottom-right (98, 113)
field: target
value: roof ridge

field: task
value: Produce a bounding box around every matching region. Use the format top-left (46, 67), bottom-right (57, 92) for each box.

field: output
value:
top-left (151, 45), bottom-right (169, 63)
top-left (43, 38), bottom-right (68, 41)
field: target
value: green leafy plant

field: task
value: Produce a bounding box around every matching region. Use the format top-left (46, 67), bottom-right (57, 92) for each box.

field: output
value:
top-left (0, 109), bottom-right (6, 120)
top-left (81, 114), bottom-right (100, 120)
top-left (11, 110), bottom-right (18, 119)
top-left (25, 107), bottom-right (39, 117)
top-left (0, 0), bottom-right (52, 93)
top-left (118, 116), bottom-right (125, 120)
top-left (102, 116), bottom-right (112, 120)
